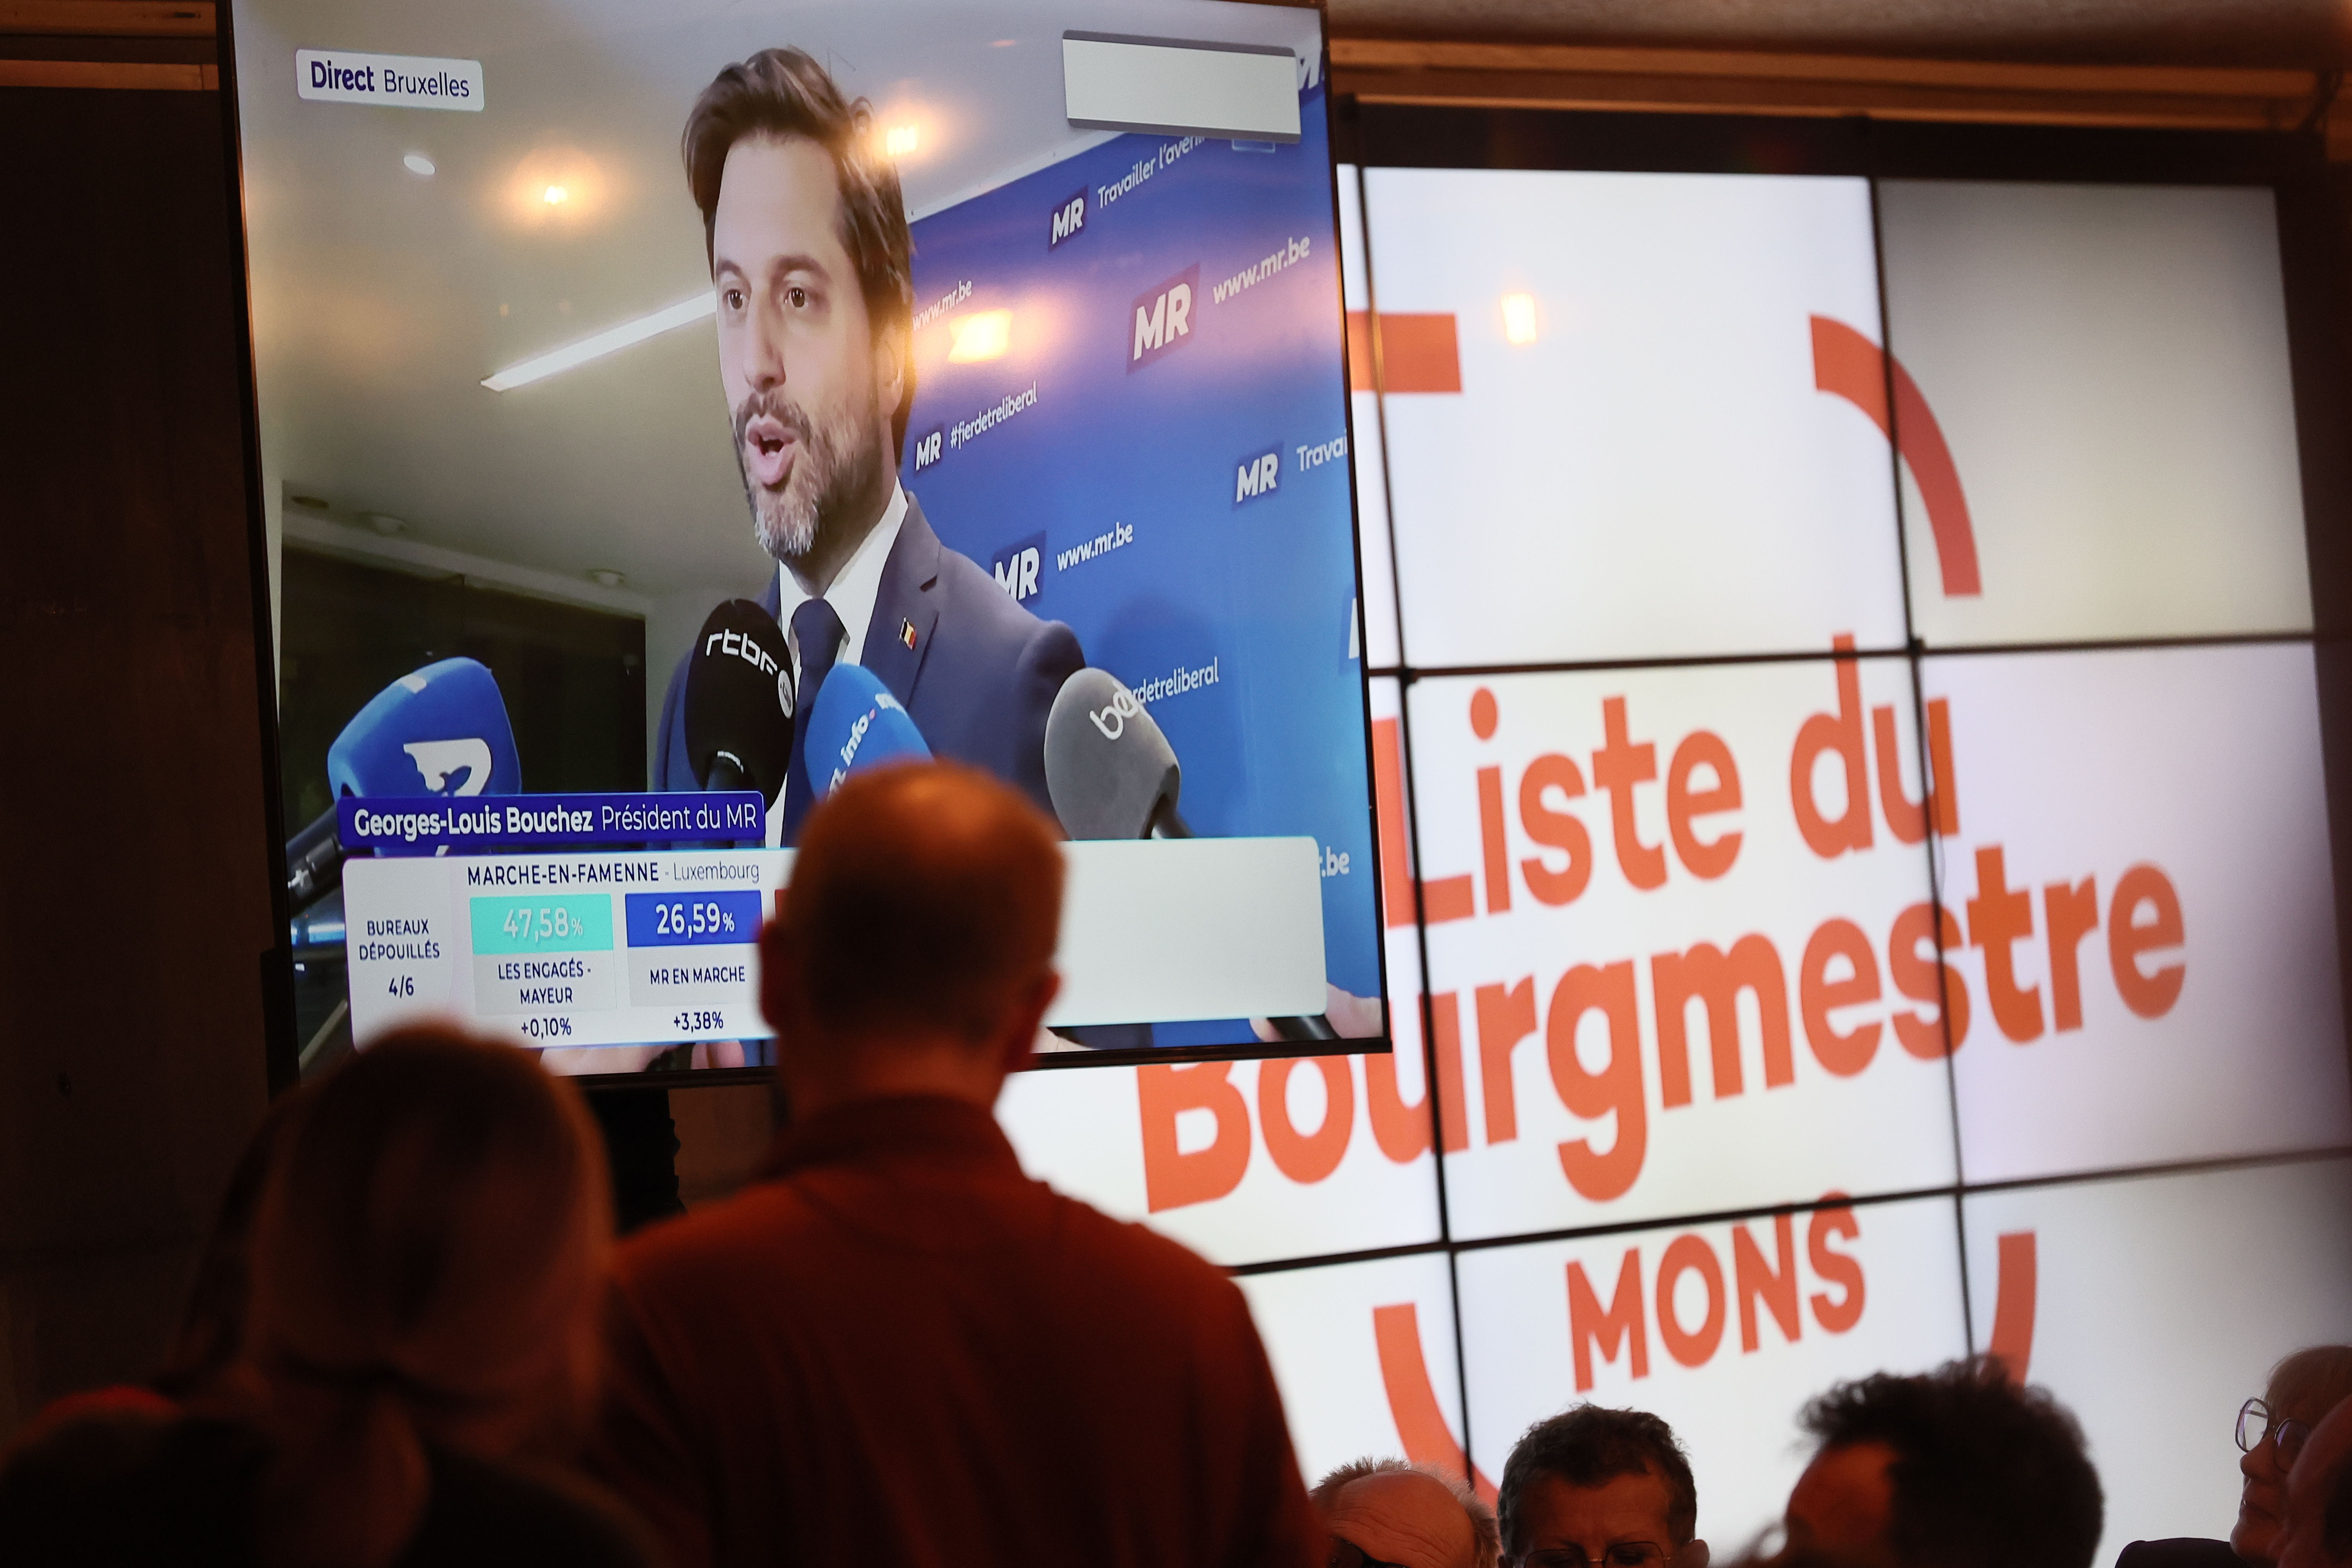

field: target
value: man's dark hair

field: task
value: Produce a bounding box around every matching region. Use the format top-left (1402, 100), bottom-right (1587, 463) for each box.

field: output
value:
top-left (1498, 1405), bottom-right (1698, 1557)
top-left (1799, 1358), bottom-right (2102, 1568)
top-left (683, 46), bottom-right (917, 458)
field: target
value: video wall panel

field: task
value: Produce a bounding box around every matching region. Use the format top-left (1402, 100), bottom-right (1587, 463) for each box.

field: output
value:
top-left (1364, 167), bottom-right (1906, 667)
top-left (1877, 181), bottom-right (2314, 648)
top-left (1456, 1194), bottom-right (1967, 1555)
top-left (1010, 154), bottom-right (2352, 1562)
top-left (1928, 642), bottom-right (2350, 1183)
top-left (1960, 1160), bottom-right (2352, 1552)
top-left (1405, 660), bottom-right (1957, 1240)
top-left (1238, 1252), bottom-right (1467, 1492)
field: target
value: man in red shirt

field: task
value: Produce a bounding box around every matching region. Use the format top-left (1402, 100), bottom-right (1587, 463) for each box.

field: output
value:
top-left (590, 760), bottom-right (1324, 1568)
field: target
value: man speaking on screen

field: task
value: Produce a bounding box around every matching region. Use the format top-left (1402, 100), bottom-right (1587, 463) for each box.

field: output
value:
top-left (652, 47), bottom-right (1083, 843)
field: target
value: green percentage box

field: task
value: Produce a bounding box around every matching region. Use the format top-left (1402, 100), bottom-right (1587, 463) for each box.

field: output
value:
top-left (470, 894), bottom-right (614, 955)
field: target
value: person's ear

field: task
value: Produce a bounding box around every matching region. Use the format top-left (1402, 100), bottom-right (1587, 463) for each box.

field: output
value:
top-left (1678, 1541), bottom-right (1710, 1568)
top-left (995, 969), bottom-right (1060, 1078)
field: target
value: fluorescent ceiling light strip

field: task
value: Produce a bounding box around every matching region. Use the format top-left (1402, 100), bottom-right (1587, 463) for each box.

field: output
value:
top-left (481, 291), bottom-right (715, 391)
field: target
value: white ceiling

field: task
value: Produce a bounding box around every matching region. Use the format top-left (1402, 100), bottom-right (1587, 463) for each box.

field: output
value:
top-left (229, 0), bottom-right (1321, 602)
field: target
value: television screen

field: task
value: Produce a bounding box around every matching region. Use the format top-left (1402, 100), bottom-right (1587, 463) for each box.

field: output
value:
top-left (229, 0), bottom-right (1385, 1076)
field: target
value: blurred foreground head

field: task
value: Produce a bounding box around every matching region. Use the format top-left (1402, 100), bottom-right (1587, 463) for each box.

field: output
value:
top-left (1313, 1457), bottom-right (1498, 1568)
top-left (236, 1025), bottom-right (612, 1568)
top-left (2276, 1396), bottom-right (2352, 1568)
top-left (1776, 1358), bottom-right (2100, 1568)
top-left (762, 761), bottom-right (1064, 1105)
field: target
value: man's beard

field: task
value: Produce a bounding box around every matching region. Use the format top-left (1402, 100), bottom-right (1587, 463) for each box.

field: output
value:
top-left (730, 387), bottom-right (878, 563)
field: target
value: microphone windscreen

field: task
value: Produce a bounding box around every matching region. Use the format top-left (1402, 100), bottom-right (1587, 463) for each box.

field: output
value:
top-left (685, 599), bottom-right (793, 805)
top-left (327, 657), bottom-right (521, 798)
top-left (1044, 668), bottom-right (1181, 840)
top-left (804, 662), bottom-right (930, 799)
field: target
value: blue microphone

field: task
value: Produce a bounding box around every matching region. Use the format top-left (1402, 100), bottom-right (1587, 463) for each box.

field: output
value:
top-left (803, 662), bottom-right (930, 800)
top-left (326, 657), bottom-right (521, 799)
top-left (291, 659), bottom-right (521, 904)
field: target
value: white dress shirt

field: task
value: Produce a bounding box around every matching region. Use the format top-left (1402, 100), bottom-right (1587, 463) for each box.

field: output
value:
top-left (766, 483), bottom-right (907, 846)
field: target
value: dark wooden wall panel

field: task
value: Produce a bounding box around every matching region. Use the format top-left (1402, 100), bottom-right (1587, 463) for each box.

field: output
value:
top-left (0, 84), bottom-right (274, 1438)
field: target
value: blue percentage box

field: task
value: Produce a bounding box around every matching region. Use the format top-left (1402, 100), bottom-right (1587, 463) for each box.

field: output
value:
top-left (625, 890), bottom-right (764, 948)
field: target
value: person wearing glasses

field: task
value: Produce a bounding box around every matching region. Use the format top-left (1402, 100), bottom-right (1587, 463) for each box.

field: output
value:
top-left (1312, 1458), bottom-right (1498, 1568)
top-left (1494, 1405), bottom-right (1706, 1568)
top-left (2116, 1346), bottom-right (2352, 1568)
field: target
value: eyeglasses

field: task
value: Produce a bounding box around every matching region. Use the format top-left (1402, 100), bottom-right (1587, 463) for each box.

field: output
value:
top-left (2238, 1398), bottom-right (2314, 1469)
top-left (1329, 1541), bottom-right (1415, 1568)
top-left (1510, 1544), bottom-right (1672, 1568)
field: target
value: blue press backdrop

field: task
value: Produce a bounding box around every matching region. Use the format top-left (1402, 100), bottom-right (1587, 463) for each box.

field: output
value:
top-left (895, 81), bottom-right (1380, 1035)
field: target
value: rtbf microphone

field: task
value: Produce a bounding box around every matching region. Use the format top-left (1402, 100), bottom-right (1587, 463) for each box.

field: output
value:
top-left (804, 662), bottom-right (930, 799)
top-left (296, 657), bottom-right (522, 904)
top-left (685, 600), bottom-right (793, 806)
top-left (1044, 668), bottom-right (1191, 840)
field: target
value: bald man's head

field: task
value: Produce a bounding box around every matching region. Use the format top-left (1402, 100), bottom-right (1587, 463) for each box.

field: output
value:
top-left (1314, 1460), bottom-right (1499, 1568)
top-left (764, 762), bottom-right (1064, 1048)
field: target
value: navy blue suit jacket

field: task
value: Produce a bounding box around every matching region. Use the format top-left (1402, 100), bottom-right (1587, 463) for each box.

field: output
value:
top-left (654, 494), bottom-right (1082, 824)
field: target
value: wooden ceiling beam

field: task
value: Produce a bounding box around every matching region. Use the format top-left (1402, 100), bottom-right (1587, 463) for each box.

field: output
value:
top-left (1330, 38), bottom-right (2329, 134)
top-left (0, 1), bottom-right (213, 36)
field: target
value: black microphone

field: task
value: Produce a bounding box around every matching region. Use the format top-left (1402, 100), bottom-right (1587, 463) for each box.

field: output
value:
top-left (684, 600), bottom-right (793, 806)
top-left (1044, 668), bottom-right (1336, 1042)
top-left (286, 805), bottom-right (343, 909)
top-left (1044, 668), bottom-right (1192, 840)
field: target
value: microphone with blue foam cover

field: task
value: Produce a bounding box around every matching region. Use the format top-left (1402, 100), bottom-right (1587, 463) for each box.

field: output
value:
top-left (803, 661), bottom-right (931, 800)
top-left (327, 657), bottom-right (521, 800)
top-left (295, 657), bottom-right (521, 903)
top-left (685, 599), bottom-right (794, 806)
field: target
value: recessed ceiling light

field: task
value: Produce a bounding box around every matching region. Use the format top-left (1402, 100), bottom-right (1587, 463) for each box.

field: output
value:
top-left (885, 124), bottom-right (919, 158)
top-left (403, 152), bottom-right (435, 177)
top-left (361, 512), bottom-right (406, 535)
top-left (587, 568), bottom-right (626, 589)
top-left (481, 292), bottom-right (717, 392)
top-left (288, 493), bottom-right (330, 511)
top-left (1501, 292), bottom-right (1539, 345)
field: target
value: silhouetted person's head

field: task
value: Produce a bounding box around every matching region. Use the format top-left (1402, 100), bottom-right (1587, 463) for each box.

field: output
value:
top-left (2240, 1347), bottom-right (2352, 1567)
top-left (2278, 1397), bottom-right (2352, 1568)
top-left (1782, 1359), bottom-right (2101, 1568)
top-left (760, 760), bottom-right (1064, 1114)
top-left (1498, 1405), bottom-right (1704, 1568)
top-left (1312, 1457), bottom-right (1498, 1568)
top-left (230, 1025), bottom-right (611, 1568)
